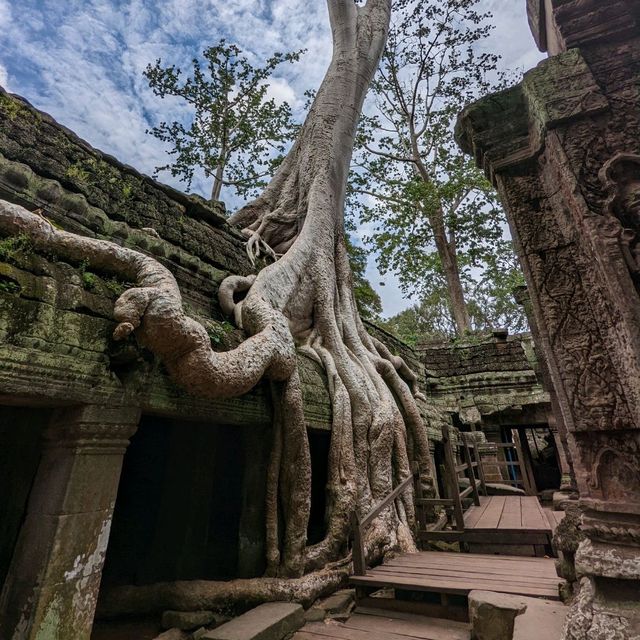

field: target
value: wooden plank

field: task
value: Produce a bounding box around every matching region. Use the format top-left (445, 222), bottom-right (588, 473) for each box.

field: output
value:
top-left (345, 610), bottom-right (470, 640)
top-left (371, 565), bottom-right (561, 588)
top-left (380, 559), bottom-right (559, 580)
top-left (419, 530), bottom-right (549, 545)
top-left (498, 496), bottom-right (523, 530)
top-left (385, 557), bottom-right (556, 578)
top-left (474, 496), bottom-right (507, 529)
top-left (521, 496), bottom-right (549, 530)
top-left (463, 499), bottom-right (491, 528)
top-left (294, 625), bottom-right (420, 640)
top-left (354, 597), bottom-right (468, 623)
top-left (350, 573), bottom-right (560, 599)
top-left (403, 551), bottom-right (553, 565)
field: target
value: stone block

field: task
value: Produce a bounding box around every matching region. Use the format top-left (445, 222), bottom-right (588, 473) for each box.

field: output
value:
top-left (512, 598), bottom-right (568, 640)
top-left (152, 629), bottom-right (189, 640)
top-left (552, 491), bottom-right (575, 511)
top-left (318, 589), bottom-right (355, 616)
top-left (303, 607), bottom-right (326, 622)
top-left (468, 590), bottom-right (527, 640)
top-left (161, 610), bottom-right (219, 631)
top-left (201, 602), bottom-right (304, 640)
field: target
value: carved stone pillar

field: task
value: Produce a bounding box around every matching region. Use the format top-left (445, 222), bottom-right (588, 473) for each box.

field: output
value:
top-left (456, 1), bottom-right (640, 637)
top-left (0, 405), bottom-right (140, 640)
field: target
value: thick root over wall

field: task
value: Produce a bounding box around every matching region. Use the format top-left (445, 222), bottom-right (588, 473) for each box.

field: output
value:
top-left (0, 0), bottom-right (437, 614)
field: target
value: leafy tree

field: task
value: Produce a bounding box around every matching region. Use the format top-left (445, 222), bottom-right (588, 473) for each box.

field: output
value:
top-left (350, 0), bottom-right (525, 335)
top-left (144, 40), bottom-right (303, 201)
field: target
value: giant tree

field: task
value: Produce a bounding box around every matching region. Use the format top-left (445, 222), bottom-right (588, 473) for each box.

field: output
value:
top-left (350, 0), bottom-right (523, 335)
top-left (0, 0), bottom-right (434, 609)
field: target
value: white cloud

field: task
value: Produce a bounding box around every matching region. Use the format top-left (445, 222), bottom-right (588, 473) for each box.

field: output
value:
top-left (0, 62), bottom-right (8, 89)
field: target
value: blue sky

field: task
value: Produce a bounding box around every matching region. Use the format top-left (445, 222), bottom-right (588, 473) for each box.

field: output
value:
top-left (0, 0), bottom-right (543, 316)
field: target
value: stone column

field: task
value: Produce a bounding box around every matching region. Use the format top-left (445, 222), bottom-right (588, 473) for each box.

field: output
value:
top-left (456, 1), bottom-right (640, 636)
top-left (0, 404), bottom-right (140, 640)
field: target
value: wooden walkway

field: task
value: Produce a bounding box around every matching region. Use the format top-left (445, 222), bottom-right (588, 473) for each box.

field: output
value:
top-left (350, 550), bottom-right (561, 602)
top-left (295, 607), bottom-right (470, 640)
top-left (459, 495), bottom-right (560, 555)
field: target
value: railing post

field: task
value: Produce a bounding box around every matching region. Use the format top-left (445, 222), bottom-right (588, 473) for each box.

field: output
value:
top-left (475, 441), bottom-right (488, 496)
top-left (461, 434), bottom-right (481, 506)
top-left (442, 424), bottom-right (465, 531)
top-left (350, 512), bottom-right (367, 576)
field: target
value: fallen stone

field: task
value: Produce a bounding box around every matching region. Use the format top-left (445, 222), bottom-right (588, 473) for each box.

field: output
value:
top-left (152, 629), bottom-right (189, 640)
top-left (486, 483), bottom-right (525, 497)
top-left (303, 607), bottom-right (326, 623)
top-left (318, 589), bottom-right (354, 615)
top-left (468, 590), bottom-right (527, 640)
top-left (552, 491), bottom-right (576, 511)
top-left (201, 602), bottom-right (304, 640)
top-left (161, 611), bottom-right (218, 631)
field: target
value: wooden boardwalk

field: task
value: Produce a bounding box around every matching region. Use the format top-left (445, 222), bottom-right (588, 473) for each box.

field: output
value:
top-left (459, 495), bottom-right (560, 555)
top-left (295, 607), bottom-right (470, 640)
top-left (350, 550), bottom-right (561, 602)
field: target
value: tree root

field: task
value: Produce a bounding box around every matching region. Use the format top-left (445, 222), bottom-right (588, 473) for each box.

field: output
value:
top-left (97, 563), bottom-right (351, 618)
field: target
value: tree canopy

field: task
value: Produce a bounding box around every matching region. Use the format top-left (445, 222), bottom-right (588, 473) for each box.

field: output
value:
top-left (349, 0), bottom-right (526, 337)
top-left (145, 40), bottom-right (302, 201)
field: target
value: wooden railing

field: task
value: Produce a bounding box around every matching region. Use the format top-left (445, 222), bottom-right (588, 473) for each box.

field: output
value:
top-left (485, 434), bottom-right (535, 495)
top-left (350, 463), bottom-right (420, 575)
top-left (416, 424), bottom-right (487, 537)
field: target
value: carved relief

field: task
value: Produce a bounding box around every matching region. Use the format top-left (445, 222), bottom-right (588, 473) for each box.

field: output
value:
top-left (578, 432), bottom-right (640, 503)
top-left (589, 448), bottom-right (640, 503)
top-left (600, 153), bottom-right (640, 285)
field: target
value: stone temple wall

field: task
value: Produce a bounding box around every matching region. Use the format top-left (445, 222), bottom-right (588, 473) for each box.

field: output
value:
top-left (419, 333), bottom-right (550, 429)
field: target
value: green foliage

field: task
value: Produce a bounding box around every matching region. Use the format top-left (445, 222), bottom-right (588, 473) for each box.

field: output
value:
top-left (350, 0), bottom-right (526, 335)
top-left (77, 259), bottom-right (97, 290)
top-left (207, 320), bottom-right (234, 345)
top-left (0, 277), bottom-right (21, 295)
top-left (144, 40), bottom-right (303, 200)
top-left (0, 234), bottom-right (32, 263)
top-left (64, 162), bottom-right (92, 184)
top-left (0, 93), bottom-right (20, 120)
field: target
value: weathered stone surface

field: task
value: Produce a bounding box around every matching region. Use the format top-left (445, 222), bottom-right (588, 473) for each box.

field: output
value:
top-left (317, 589), bottom-right (355, 616)
top-left (468, 590), bottom-right (527, 640)
top-left (512, 597), bottom-right (568, 640)
top-left (153, 629), bottom-right (189, 640)
top-left (201, 602), bottom-right (304, 640)
top-left (161, 610), bottom-right (220, 631)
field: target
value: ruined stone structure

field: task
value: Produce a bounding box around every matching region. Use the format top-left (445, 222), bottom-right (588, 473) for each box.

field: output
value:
top-left (456, 0), bottom-right (640, 636)
top-left (0, 86), bottom-right (571, 638)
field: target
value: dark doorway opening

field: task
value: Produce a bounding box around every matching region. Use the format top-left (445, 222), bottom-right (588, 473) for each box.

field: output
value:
top-left (307, 429), bottom-right (331, 545)
top-left (102, 416), bottom-right (265, 588)
top-left (0, 406), bottom-right (49, 590)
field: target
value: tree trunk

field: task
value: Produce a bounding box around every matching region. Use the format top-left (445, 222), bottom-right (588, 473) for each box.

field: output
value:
top-left (0, 0), bottom-right (437, 611)
top-left (430, 209), bottom-right (471, 335)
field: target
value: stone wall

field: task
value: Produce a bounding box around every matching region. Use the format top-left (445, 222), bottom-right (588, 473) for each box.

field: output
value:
top-left (0, 88), bottom-right (333, 428)
top-left (419, 333), bottom-right (549, 428)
